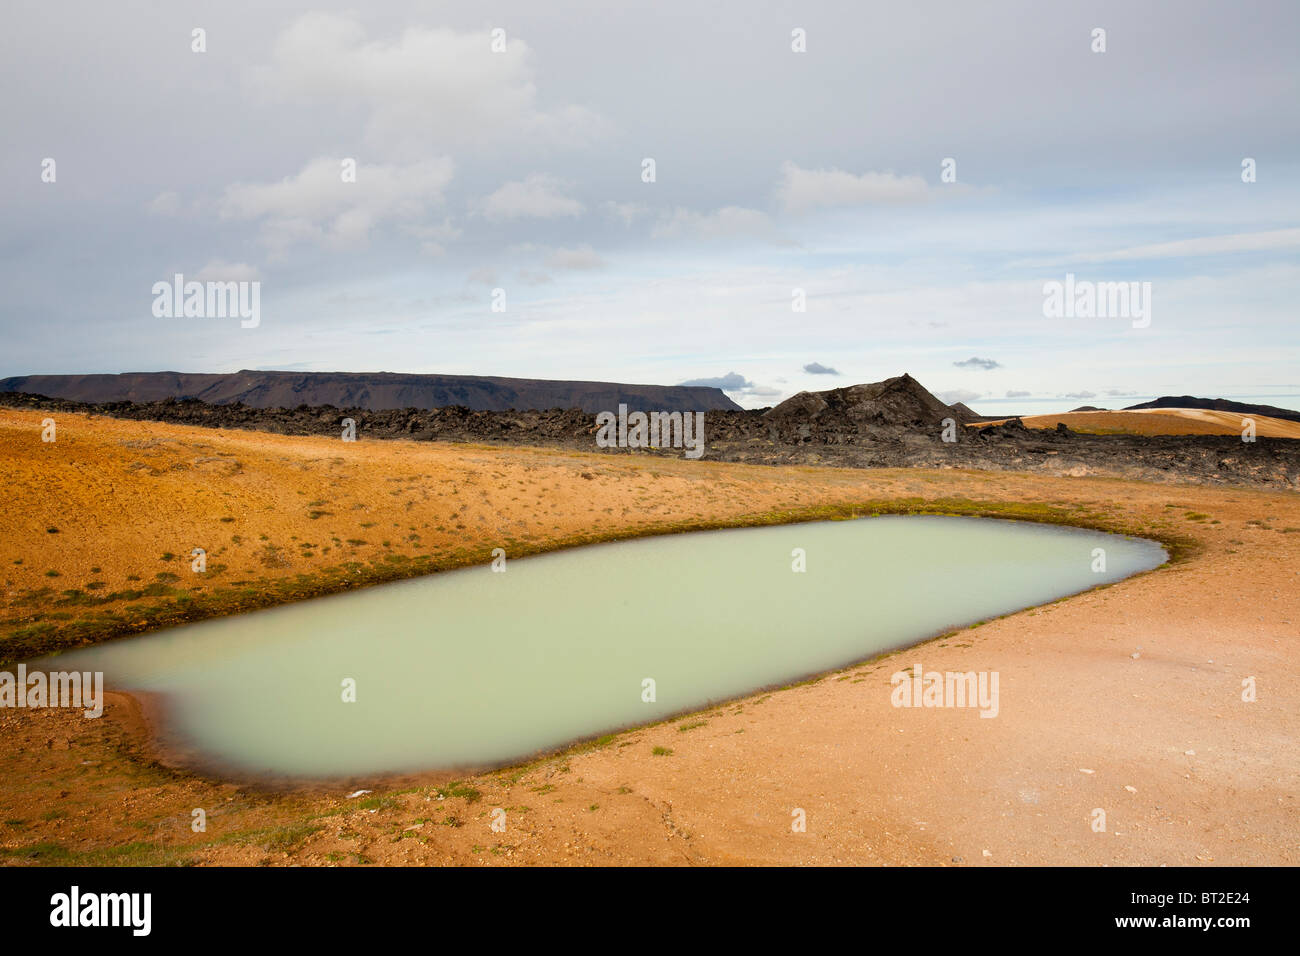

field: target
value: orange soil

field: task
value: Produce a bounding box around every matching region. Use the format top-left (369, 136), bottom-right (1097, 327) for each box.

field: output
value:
top-left (1, 409), bottom-right (1296, 866)
top-left (975, 408), bottom-right (1300, 438)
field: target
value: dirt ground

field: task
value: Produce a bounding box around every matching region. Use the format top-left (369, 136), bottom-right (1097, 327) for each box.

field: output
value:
top-left (978, 408), bottom-right (1300, 438)
top-left (0, 408), bottom-right (1296, 866)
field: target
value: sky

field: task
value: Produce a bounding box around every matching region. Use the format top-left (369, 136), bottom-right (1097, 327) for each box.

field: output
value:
top-left (2, 0), bottom-right (1298, 412)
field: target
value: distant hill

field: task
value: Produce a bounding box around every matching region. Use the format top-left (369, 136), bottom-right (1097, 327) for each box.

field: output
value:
top-left (0, 370), bottom-right (741, 413)
top-left (948, 401), bottom-right (997, 424)
top-left (1125, 395), bottom-right (1300, 424)
top-left (971, 408), bottom-right (1300, 439)
top-left (764, 373), bottom-right (967, 434)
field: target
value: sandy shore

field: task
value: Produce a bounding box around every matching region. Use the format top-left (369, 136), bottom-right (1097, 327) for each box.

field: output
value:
top-left (0, 409), bottom-right (1296, 865)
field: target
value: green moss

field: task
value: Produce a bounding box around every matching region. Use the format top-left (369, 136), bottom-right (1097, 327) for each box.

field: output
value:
top-left (435, 782), bottom-right (482, 804)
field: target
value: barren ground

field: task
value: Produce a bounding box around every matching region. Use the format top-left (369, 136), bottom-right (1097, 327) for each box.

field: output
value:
top-left (978, 408), bottom-right (1300, 439)
top-left (1, 409), bottom-right (1296, 866)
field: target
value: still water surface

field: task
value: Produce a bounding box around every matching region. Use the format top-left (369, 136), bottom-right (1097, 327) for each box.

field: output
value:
top-left (55, 516), bottom-right (1165, 777)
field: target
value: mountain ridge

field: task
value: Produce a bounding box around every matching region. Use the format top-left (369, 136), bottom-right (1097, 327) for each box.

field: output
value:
top-left (0, 370), bottom-right (741, 414)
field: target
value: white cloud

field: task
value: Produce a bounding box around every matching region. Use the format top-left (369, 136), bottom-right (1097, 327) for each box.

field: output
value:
top-left (147, 191), bottom-right (181, 216)
top-left (602, 201), bottom-right (650, 225)
top-left (776, 161), bottom-right (933, 213)
top-left (652, 206), bottom-right (774, 240)
top-left (194, 259), bottom-right (260, 282)
top-left (936, 389), bottom-right (982, 404)
top-left (481, 175), bottom-right (584, 221)
top-left (219, 157), bottom-right (454, 253)
top-left (545, 244), bottom-right (605, 270)
top-left (1015, 227), bottom-right (1300, 267)
top-left (406, 219), bottom-right (462, 257)
top-left (257, 14), bottom-right (605, 159)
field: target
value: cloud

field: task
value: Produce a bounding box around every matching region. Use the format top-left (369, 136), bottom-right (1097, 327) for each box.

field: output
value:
top-left (257, 14), bottom-right (605, 158)
top-left (803, 362), bottom-right (840, 375)
top-left (147, 191), bottom-right (181, 216)
top-left (1005, 390), bottom-right (1031, 398)
top-left (677, 372), bottom-right (785, 402)
top-left (1012, 228), bottom-right (1300, 268)
top-left (776, 161), bottom-right (932, 213)
top-left (602, 201), bottom-right (649, 225)
top-left (545, 244), bottom-right (605, 270)
top-left (219, 157), bottom-right (454, 253)
top-left (652, 206), bottom-right (774, 240)
top-left (1061, 391), bottom-right (1097, 400)
top-left (194, 260), bottom-right (260, 282)
top-left (953, 356), bottom-right (1001, 370)
top-left (680, 371), bottom-right (752, 390)
top-left (481, 175), bottom-right (584, 221)
top-left (407, 219), bottom-right (461, 257)
top-left (936, 389), bottom-right (982, 405)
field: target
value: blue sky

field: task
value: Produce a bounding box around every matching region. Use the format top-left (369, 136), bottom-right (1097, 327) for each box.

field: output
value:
top-left (2, 0), bottom-right (1297, 411)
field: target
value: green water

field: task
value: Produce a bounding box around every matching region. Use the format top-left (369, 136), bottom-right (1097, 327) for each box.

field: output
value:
top-left (54, 516), bottom-right (1165, 777)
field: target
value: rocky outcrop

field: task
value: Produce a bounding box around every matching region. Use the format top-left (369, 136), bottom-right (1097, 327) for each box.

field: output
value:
top-left (765, 373), bottom-right (960, 435)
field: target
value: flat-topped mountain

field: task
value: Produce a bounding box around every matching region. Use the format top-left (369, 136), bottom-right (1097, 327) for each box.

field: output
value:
top-left (0, 370), bottom-right (741, 413)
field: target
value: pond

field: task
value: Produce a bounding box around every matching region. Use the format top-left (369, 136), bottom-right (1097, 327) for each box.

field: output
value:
top-left (51, 516), bottom-right (1165, 778)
